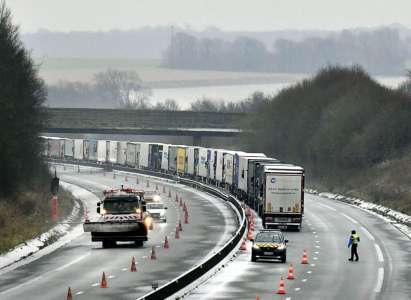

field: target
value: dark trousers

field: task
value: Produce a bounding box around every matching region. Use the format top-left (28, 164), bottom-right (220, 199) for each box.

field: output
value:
top-left (350, 244), bottom-right (359, 261)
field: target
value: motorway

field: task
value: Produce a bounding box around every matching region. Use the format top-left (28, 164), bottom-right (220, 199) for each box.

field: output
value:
top-left (0, 166), bottom-right (410, 300)
top-left (0, 165), bottom-right (238, 300)
top-left (187, 194), bottom-right (411, 300)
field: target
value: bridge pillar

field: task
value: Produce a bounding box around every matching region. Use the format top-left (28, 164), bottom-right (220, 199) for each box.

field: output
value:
top-left (193, 134), bottom-right (202, 146)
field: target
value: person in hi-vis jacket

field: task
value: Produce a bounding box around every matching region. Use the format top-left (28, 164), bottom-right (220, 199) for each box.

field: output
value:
top-left (348, 230), bottom-right (360, 261)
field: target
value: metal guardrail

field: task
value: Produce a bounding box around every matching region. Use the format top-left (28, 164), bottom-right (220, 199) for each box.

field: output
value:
top-left (48, 159), bottom-right (247, 300)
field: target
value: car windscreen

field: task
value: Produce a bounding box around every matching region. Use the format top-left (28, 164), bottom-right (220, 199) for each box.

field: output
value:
top-left (104, 197), bottom-right (139, 213)
top-left (147, 203), bottom-right (164, 209)
top-left (255, 232), bottom-right (282, 243)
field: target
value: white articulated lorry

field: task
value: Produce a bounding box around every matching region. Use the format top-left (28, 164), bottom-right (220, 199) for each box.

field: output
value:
top-left (255, 164), bottom-right (305, 230)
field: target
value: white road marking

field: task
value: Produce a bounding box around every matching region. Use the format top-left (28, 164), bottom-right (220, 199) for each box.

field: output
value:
top-left (317, 203), bottom-right (337, 211)
top-left (315, 245), bottom-right (321, 248)
top-left (75, 291), bottom-right (84, 295)
top-left (285, 297), bottom-right (291, 300)
top-left (121, 268), bottom-right (127, 271)
top-left (307, 270), bottom-right (312, 274)
top-left (55, 253), bottom-right (90, 271)
top-left (361, 226), bottom-right (375, 241)
top-left (0, 275), bottom-right (43, 295)
top-left (315, 235), bottom-right (319, 238)
top-left (91, 283), bottom-right (99, 287)
top-left (312, 231), bottom-right (316, 234)
top-left (315, 240), bottom-right (320, 243)
top-left (374, 244), bottom-right (384, 262)
top-left (314, 251), bottom-right (320, 254)
top-left (310, 264), bottom-right (316, 267)
top-left (295, 287), bottom-right (301, 291)
top-left (374, 267), bottom-right (384, 292)
top-left (108, 275), bottom-right (115, 279)
top-left (340, 213), bottom-right (359, 224)
top-left (302, 279), bottom-right (307, 282)
top-left (313, 257), bottom-right (318, 260)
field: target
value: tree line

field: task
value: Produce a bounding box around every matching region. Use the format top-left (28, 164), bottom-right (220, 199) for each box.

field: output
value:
top-left (162, 28), bottom-right (410, 75)
top-left (240, 66), bottom-right (411, 213)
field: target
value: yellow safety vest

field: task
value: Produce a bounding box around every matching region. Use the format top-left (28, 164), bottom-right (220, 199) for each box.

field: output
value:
top-left (352, 233), bottom-right (360, 244)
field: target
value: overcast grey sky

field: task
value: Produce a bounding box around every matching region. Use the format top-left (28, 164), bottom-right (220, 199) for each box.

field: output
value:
top-left (6, 0), bottom-right (411, 33)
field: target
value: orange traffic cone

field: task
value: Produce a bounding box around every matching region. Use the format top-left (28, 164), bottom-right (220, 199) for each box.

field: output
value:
top-left (130, 256), bottom-right (137, 272)
top-left (301, 249), bottom-right (309, 264)
top-left (255, 295), bottom-right (260, 300)
top-left (175, 194), bottom-right (179, 202)
top-left (240, 239), bottom-right (247, 251)
top-left (164, 236), bottom-right (170, 249)
top-left (184, 211), bottom-right (189, 224)
top-left (175, 225), bottom-right (180, 239)
top-left (67, 287), bottom-right (73, 300)
top-left (276, 277), bottom-right (286, 294)
top-left (179, 198), bottom-right (183, 207)
top-left (183, 202), bottom-right (187, 212)
top-left (178, 219), bottom-right (183, 231)
top-left (247, 230), bottom-right (253, 240)
top-left (287, 264), bottom-right (295, 280)
top-left (150, 246), bottom-right (157, 260)
top-left (100, 272), bottom-right (108, 288)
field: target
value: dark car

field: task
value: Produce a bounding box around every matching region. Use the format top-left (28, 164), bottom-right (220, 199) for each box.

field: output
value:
top-left (251, 229), bottom-right (288, 262)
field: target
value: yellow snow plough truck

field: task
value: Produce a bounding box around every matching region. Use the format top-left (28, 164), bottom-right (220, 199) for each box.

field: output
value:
top-left (83, 186), bottom-right (152, 248)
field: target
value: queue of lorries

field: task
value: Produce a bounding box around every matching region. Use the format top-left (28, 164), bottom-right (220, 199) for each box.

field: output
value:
top-left (42, 136), bottom-right (305, 230)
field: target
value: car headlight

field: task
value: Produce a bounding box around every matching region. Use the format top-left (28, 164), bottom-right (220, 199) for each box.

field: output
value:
top-left (277, 244), bottom-right (285, 250)
top-left (252, 244), bottom-right (260, 249)
top-left (153, 195), bottom-right (161, 202)
top-left (136, 208), bottom-right (141, 214)
top-left (101, 208), bottom-right (107, 215)
top-left (144, 216), bottom-right (153, 228)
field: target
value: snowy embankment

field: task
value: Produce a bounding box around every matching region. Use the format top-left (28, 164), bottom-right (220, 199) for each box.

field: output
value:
top-left (306, 188), bottom-right (411, 239)
top-left (0, 182), bottom-right (88, 271)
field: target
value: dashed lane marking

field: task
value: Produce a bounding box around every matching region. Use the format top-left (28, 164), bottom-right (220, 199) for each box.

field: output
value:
top-left (315, 245), bottom-right (321, 248)
top-left (302, 279), bottom-right (307, 282)
top-left (91, 283), bottom-right (99, 287)
top-left (374, 267), bottom-right (384, 293)
top-left (295, 287), bottom-right (301, 291)
top-left (340, 213), bottom-right (359, 224)
top-left (121, 268), bottom-right (127, 271)
top-left (307, 270), bottom-right (312, 274)
top-left (0, 275), bottom-right (43, 295)
top-left (310, 264), bottom-right (316, 267)
top-left (75, 291), bottom-right (84, 295)
top-left (374, 244), bottom-right (384, 262)
top-left (361, 226), bottom-right (375, 241)
top-left (108, 275), bottom-right (115, 279)
top-left (317, 203), bottom-right (337, 211)
top-left (55, 253), bottom-right (91, 272)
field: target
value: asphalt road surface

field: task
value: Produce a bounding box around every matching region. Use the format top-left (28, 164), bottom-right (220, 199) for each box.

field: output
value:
top-left (186, 193), bottom-right (411, 300)
top-left (0, 165), bottom-right (238, 300)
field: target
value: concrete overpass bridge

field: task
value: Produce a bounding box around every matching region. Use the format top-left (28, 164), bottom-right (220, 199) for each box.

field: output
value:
top-left (44, 108), bottom-right (245, 145)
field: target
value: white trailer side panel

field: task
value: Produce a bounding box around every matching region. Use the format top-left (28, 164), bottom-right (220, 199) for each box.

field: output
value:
top-left (198, 148), bottom-right (208, 178)
top-left (97, 140), bottom-right (106, 162)
top-left (238, 154), bottom-right (266, 192)
top-left (139, 143), bottom-right (149, 168)
top-left (161, 144), bottom-right (169, 171)
top-left (126, 142), bottom-right (138, 167)
top-left (117, 142), bottom-right (127, 165)
top-left (187, 147), bottom-right (196, 175)
top-left (223, 153), bottom-right (234, 185)
top-left (74, 139), bottom-right (83, 160)
top-left (208, 149), bottom-right (216, 180)
top-left (109, 141), bottom-right (118, 163)
top-left (215, 150), bottom-right (224, 182)
top-left (265, 173), bottom-right (302, 214)
top-left (64, 139), bottom-right (74, 158)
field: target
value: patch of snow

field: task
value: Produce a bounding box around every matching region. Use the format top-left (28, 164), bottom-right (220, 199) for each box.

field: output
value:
top-left (311, 189), bottom-right (411, 239)
top-left (0, 181), bottom-right (94, 272)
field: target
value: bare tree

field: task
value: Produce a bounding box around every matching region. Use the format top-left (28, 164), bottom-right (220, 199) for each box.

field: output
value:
top-left (153, 99), bottom-right (180, 111)
top-left (93, 69), bottom-right (151, 108)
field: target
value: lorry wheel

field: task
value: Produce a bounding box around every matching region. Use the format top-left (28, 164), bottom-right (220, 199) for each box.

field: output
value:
top-left (134, 241), bottom-right (143, 247)
top-left (102, 240), bottom-right (111, 248)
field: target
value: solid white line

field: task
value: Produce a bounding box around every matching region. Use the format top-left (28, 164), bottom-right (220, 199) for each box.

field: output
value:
top-left (0, 275), bottom-right (43, 295)
top-left (340, 213), bottom-right (359, 224)
top-left (317, 203), bottom-right (337, 211)
top-left (55, 253), bottom-right (90, 271)
top-left (374, 244), bottom-right (384, 262)
top-left (374, 267), bottom-right (384, 292)
top-left (361, 226), bottom-right (375, 241)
